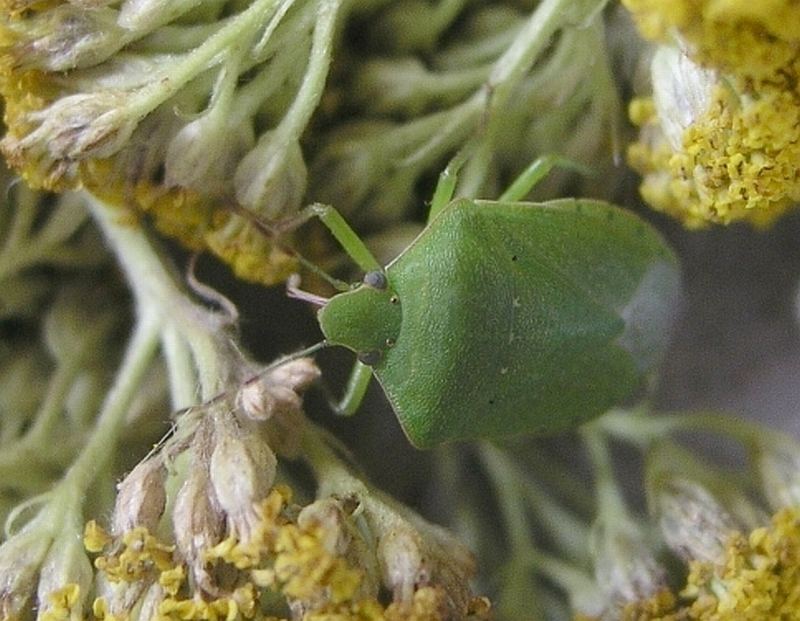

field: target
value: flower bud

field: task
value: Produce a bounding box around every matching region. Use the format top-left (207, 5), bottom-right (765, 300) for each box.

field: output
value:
top-left (172, 464), bottom-right (225, 593)
top-left (9, 6), bottom-right (129, 72)
top-left (36, 525), bottom-right (93, 620)
top-left (297, 498), bottom-right (350, 557)
top-left (36, 93), bottom-right (137, 157)
top-left (237, 380), bottom-right (301, 423)
top-left (3, 92), bottom-right (138, 187)
top-left (164, 112), bottom-right (254, 197)
top-left (379, 528), bottom-right (424, 603)
top-left (297, 497), bottom-right (381, 599)
top-left (209, 427), bottom-right (277, 541)
top-left (118, 0), bottom-right (202, 31)
top-left (112, 458), bottom-right (167, 535)
top-left (237, 358), bottom-right (320, 421)
top-left (372, 503), bottom-right (475, 614)
top-left (0, 519), bottom-right (53, 618)
top-left (266, 358), bottom-right (321, 395)
top-left (234, 132), bottom-right (307, 220)
top-left (238, 358), bottom-right (319, 458)
top-left (236, 379), bottom-right (278, 422)
top-left (134, 582), bottom-right (166, 621)
top-left (92, 573), bottom-right (146, 620)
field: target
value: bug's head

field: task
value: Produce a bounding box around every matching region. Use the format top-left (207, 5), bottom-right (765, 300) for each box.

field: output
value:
top-left (317, 270), bottom-right (401, 366)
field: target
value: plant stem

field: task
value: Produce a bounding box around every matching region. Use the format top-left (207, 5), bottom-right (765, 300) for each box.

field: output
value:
top-left (87, 195), bottom-right (231, 398)
top-left (58, 311), bottom-right (160, 502)
top-left (599, 409), bottom-right (784, 450)
top-left (479, 443), bottom-right (534, 553)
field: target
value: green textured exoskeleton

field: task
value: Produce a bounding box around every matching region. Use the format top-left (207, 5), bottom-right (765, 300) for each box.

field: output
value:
top-left (295, 158), bottom-right (681, 448)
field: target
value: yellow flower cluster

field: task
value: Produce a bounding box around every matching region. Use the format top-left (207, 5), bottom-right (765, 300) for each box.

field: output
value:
top-left (80, 161), bottom-right (296, 285)
top-left (627, 83), bottom-right (800, 227)
top-left (86, 487), bottom-right (483, 621)
top-left (89, 524), bottom-right (175, 583)
top-left (0, 7), bottom-right (297, 285)
top-left (681, 506), bottom-right (800, 620)
top-left (624, 0), bottom-right (800, 227)
top-left (600, 506), bottom-right (800, 621)
top-left (623, 0), bottom-right (800, 81)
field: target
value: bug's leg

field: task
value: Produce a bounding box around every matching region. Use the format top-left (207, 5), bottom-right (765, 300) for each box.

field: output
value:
top-left (329, 360), bottom-right (372, 416)
top-left (428, 149), bottom-right (470, 222)
top-left (498, 155), bottom-right (594, 202)
top-left (303, 203), bottom-right (383, 273)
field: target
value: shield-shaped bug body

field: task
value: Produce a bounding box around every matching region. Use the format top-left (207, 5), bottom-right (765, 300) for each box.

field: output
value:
top-left (317, 197), bottom-right (680, 448)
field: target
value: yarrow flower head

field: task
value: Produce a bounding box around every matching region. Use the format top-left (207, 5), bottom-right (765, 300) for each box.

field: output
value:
top-left (0, 0), bottom-right (345, 284)
top-left (49, 337), bottom-right (487, 621)
top-left (561, 412), bottom-right (800, 621)
top-left (89, 483), bottom-right (490, 620)
top-left (622, 0), bottom-right (800, 82)
top-left (635, 441), bottom-right (800, 619)
top-left (623, 0), bottom-right (800, 227)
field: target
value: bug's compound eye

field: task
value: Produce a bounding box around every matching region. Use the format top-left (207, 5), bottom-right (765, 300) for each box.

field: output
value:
top-left (363, 270), bottom-right (388, 290)
top-left (357, 350), bottom-right (382, 366)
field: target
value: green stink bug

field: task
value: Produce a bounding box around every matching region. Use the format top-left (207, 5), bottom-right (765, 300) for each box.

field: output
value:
top-left (288, 157), bottom-right (681, 448)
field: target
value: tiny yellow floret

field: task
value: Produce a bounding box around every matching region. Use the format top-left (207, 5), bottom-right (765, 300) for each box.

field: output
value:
top-left (84, 520), bottom-right (112, 553)
top-left (39, 584), bottom-right (82, 621)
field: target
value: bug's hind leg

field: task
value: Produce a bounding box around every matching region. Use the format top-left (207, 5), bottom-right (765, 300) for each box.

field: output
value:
top-left (428, 149), bottom-right (470, 222)
top-left (499, 155), bottom-right (594, 202)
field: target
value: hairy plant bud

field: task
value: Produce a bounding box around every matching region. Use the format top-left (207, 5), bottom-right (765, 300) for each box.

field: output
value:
top-left (210, 427), bottom-right (277, 540)
top-left (112, 458), bottom-right (167, 535)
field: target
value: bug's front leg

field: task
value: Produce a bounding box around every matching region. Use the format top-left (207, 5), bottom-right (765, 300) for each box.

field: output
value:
top-left (293, 203), bottom-right (383, 275)
top-left (327, 360), bottom-right (373, 417)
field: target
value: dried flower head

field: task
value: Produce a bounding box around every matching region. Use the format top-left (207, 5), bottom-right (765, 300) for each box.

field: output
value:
top-left (0, 0), bottom-right (346, 284)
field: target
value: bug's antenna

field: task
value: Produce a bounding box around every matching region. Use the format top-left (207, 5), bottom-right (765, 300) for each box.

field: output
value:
top-left (242, 340), bottom-right (330, 384)
top-left (225, 203), bottom-right (351, 292)
top-left (165, 339), bottom-right (331, 424)
top-left (286, 273), bottom-right (329, 307)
